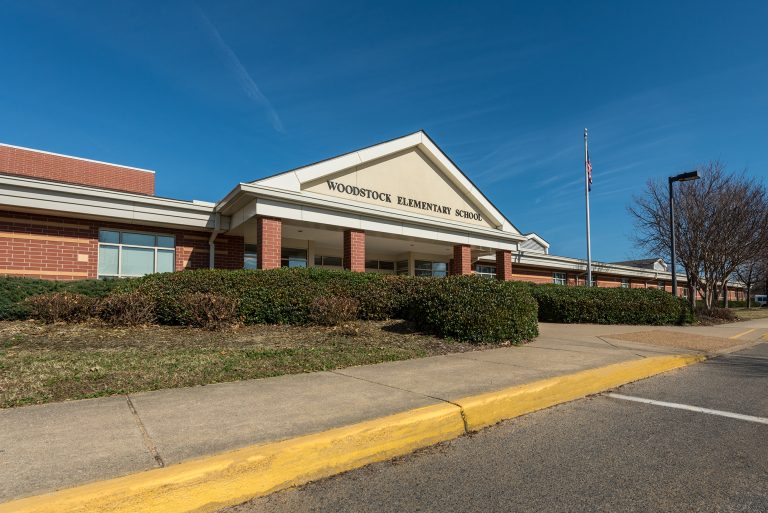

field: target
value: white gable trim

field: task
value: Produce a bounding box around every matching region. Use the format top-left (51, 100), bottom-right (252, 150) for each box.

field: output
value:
top-left (253, 131), bottom-right (518, 234)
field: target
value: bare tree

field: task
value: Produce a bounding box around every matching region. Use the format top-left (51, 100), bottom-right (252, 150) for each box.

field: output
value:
top-left (736, 257), bottom-right (768, 308)
top-left (629, 161), bottom-right (768, 312)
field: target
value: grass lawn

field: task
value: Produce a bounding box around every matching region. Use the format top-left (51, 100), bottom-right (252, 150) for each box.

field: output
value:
top-left (0, 320), bottom-right (504, 408)
top-left (732, 307), bottom-right (768, 321)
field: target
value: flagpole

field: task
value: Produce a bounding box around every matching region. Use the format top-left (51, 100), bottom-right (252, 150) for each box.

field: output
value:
top-left (584, 128), bottom-right (593, 287)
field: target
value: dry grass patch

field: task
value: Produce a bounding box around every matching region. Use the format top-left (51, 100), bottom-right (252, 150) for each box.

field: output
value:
top-left (732, 308), bottom-right (768, 321)
top-left (0, 320), bottom-right (505, 408)
top-left (606, 330), bottom-right (745, 352)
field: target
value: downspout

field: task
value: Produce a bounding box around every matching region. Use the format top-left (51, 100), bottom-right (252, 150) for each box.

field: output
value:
top-left (209, 213), bottom-right (222, 270)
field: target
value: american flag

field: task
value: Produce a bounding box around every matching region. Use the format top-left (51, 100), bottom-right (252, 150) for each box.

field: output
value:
top-left (586, 152), bottom-right (593, 192)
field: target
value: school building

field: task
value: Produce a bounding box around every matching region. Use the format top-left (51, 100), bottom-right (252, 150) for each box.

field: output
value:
top-left (0, 131), bottom-right (745, 300)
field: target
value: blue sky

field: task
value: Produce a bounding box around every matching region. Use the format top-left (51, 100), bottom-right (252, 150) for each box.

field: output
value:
top-left (1, 1), bottom-right (766, 262)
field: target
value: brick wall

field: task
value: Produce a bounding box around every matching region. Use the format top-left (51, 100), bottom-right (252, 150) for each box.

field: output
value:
top-left (0, 210), bottom-right (242, 280)
top-left (343, 229), bottom-right (365, 272)
top-left (495, 250), bottom-right (512, 281)
top-left (0, 144), bottom-right (155, 195)
top-left (453, 244), bottom-right (472, 275)
top-left (256, 217), bottom-right (282, 269)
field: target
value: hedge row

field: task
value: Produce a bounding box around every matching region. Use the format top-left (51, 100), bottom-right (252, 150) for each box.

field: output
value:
top-left (124, 269), bottom-right (539, 343)
top-left (0, 277), bottom-right (126, 320)
top-left (531, 284), bottom-right (692, 325)
top-left (2, 269), bottom-right (694, 342)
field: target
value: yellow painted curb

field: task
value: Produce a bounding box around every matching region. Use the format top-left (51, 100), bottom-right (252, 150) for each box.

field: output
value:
top-left (0, 403), bottom-right (465, 513)
top-left (457, 354), bottom-right (705, 431)
top-left (0, 354), bottom-right (703, 513)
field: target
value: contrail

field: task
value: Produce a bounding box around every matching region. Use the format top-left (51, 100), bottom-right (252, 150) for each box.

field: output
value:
top-left (196, 7), bottom-right (284, 133)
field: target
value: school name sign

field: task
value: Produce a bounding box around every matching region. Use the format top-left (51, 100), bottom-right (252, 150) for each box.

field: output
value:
top-left (326, 180), bottom-right (484, 222)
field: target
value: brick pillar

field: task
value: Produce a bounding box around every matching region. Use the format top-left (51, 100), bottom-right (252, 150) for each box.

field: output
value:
top-left (453, 244), bottom-right (472, 275)
top-left (495, 250), bottom-right (512, 281)
top-left (256, 217), bottom-right (282, 269)
top-left (343, 229), bottom-right (365, 272)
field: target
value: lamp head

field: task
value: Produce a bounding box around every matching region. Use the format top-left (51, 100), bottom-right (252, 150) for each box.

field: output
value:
top-left (670, 170), bottom-right (700, 182)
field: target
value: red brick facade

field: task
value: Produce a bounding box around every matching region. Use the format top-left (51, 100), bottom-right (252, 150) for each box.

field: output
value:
top-left (256, 217), bottom-right (282, 270)
top-left (343, 229), bottom-right (365, 272)
top-left (453, 244), bottom-right (472, 275)
top-left (0, 210), bottom-right (242, 280)
top-left (0, 144), bottom-right (155, 195)
top-left (495, 250), bottom-right (512, 281)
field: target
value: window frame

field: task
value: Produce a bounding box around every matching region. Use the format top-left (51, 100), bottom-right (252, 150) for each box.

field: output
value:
top-left (620, 277), bottom-right (630, 288)
top-left (475, 264), bottom-right (496, 278)
top-left (552, 272), bottom-right (567, 285)
top-left (97, 229), bottom-right (175, 279)
top-left (414, 260), bottom-right (448, 277)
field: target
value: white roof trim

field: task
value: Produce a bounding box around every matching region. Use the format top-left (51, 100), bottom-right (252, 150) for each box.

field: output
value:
top-left (523, 232), bottom-right (550, 249)
top-left (0, 174), bottom-right (217, 230)
top-left (477, 252), bottom-right (690, 282)
top-left (0, 142), bottom-right (155, 174)
top-left (251, 131), bottom-right (517, 233)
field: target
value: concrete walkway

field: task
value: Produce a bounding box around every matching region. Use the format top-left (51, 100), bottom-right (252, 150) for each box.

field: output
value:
top-left (2, 319), bottom-right (766, 503)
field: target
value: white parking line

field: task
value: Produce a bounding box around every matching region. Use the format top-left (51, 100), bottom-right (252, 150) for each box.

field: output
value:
top-left (606, 393), bottom-right (768, 425)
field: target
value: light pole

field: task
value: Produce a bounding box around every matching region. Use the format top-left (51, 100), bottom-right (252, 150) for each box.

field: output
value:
top-left (668, 170), bottom-right (699, 297)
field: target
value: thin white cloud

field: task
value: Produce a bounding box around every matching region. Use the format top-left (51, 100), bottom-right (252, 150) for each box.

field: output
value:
top-left (196, 7), bottom-right (284, 133)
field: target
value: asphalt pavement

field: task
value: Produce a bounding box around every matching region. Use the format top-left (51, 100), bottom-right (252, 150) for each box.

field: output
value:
top-left (225, 343), bottom-right (768, 513)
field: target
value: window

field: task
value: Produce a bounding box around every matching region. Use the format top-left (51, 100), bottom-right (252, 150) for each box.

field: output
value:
top-left (244, 244), bottom-right (258, 269)
top-left (396, 260), bottom-right (409, 276)
top-left (98, 229), bottom-right (175, 278)
top-left (415, 260), bottom-right (447, 277)
top-left (552, 272), bottom-right (567, 285)
top-left (315, 255), bottom-right (343, 267)
top-left (658, 281), bottom-right (665, 291)
top-left (244, 247), bottom-right (308, 268)
top-left (281, 248), bottom-right (307, 268)
top-left (621, 278), bottom-right (630, 288)
top-left (365, 260), bottom-right (396, 273)
top-left (475, 264), bottom-right (496, 278)
top-left (682, 287), bottom-right (688, 298)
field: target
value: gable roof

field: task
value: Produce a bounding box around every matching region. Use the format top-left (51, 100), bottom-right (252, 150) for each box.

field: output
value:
top-left (251, 130), bottom-right (521, 234)
top-left (610, 258), bottom-right (668, 271)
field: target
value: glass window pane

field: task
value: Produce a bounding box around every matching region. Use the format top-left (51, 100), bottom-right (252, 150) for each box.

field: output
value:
top-left (157, 236), bottom-right (175, 248)
top-left (379, 261), bottom-right (395, 270)
top-left (98, 245), bottom-right (119, 276)
top-left (245, 244), bottom-right (258, 253)
top-left (432, 262), bottom-right (447, 272)
top-left (288, 259), bottom-right (306, 268)
top-left (415, 260), bottom-right (431, 270)
top-left (121, 232), bottom-right (156, 247)
top-left (99, 230), bottom-right (120, 244)
top-left (157, 250), bottom-right (174, 273)
top-left (244, 256), bottom-right (258, 270)
top-left (314, 255), bottom-right (322, 266)
top-left (415, 270), bottom-right (432, 277)
top-left (121, 247), bottom-right (155, 276)
top-left (365, 260), bottom-right (379, 269)
top-left (323, 256), bottom-right (343, 267)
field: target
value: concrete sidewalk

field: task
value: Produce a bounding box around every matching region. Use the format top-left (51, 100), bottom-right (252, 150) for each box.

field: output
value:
top-left (2, 320), bottom-right (766, 503)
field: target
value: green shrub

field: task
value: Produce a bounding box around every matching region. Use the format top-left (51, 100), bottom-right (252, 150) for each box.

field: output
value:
top-left (409, 276), bottom-right (539, 343)
top-left (0, 277), bottom-right (127, 320)
top-left (308, 296), bottom-right (360, 326)
top-left (95, 291), bottom-right (156, 326)
top-left (126, 268), bottom-right (419, 326)
top-left (176, 292), bottom-right (240, 330)
top-left (0, 277), bottom-right (59, 320)
top-left (531, 285), bottom-right (692, 325)
top-left (23, 292), bottom-right (95, 323)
